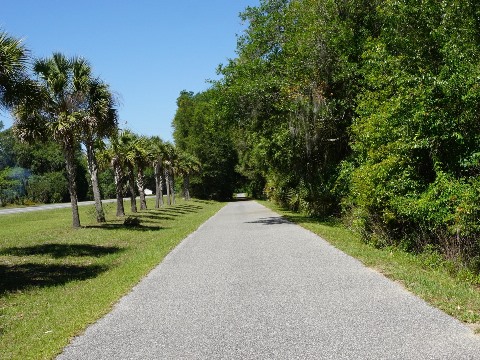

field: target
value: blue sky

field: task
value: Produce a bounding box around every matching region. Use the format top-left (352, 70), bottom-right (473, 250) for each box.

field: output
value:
top-left (1, 0), bottom-right (258, 141)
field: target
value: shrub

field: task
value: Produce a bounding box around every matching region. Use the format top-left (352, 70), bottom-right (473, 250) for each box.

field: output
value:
top-left (27, 172), bottom-right (68, 203)
top-left (123, 216), bottom-right (141, 227)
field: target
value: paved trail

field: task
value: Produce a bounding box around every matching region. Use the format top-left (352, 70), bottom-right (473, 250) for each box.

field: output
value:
top-left (57, 201), bottom-right (480, 359)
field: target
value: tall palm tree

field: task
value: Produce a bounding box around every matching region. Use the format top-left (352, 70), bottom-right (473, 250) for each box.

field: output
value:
top-left (119, 130), bottom-right (139, 213)
top-left (163, 142), bottom-right (177, 205)
top-left (131, 135), bottom-right (151, 211)
top-left (149, 136), bottom-right (166, 208)
top-left (81, 79), bottom-right (118, 222)
top-left (178, 152), bottom-right (201, 201)
top-left (99, 129), bottom-right (129, 217)
top-left (14, 53), bottom-right (91, 228)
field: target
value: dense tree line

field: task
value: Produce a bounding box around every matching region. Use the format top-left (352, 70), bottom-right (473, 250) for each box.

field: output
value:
top-left (172, 0), bottom-right (480, 270)
top-left (0, 31), bottom-right (197, 228)
top-left (172, 89), bottom-right (240, 200)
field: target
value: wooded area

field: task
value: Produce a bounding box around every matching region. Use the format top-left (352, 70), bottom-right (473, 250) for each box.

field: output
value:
top-left (172, 0), bottom-right (480, 271)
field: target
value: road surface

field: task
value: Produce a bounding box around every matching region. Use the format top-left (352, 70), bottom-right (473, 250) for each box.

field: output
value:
top-left (57, 201), bottom-right (480, 359)
top-left (0, 197), bottom-right (154, 216)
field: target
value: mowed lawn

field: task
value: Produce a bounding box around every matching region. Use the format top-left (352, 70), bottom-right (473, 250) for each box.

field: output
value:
top-left (0, 198), bottom-right (224, 360)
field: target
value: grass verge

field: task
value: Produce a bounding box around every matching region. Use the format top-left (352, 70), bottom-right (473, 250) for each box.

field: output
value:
top-left (259, 200), bottom-right (480, 333)
top-left (0, 198), bottom-right (224, 360)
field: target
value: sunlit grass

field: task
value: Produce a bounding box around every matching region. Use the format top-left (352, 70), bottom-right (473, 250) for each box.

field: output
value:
top-left (0, 198), bottom-right (225, 360)
top-left (260, 200), bottom-right (480, 330)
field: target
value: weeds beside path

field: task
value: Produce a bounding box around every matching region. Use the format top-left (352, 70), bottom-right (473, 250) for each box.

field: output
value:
top-left (0, 198), bottom-right (224, 360)
top-left (260, 201), bottom-right (480, 332)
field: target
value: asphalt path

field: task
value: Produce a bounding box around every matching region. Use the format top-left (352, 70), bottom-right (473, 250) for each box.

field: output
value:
top-left (57, 201), bottom-right (480, 359)
top-left (0, 197), bottom-right (155, 215)
top-left (0, 200), bottom-right (116, 215)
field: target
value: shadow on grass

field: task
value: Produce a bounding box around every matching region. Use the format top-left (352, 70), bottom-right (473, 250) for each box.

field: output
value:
top-left (0, 244), bottom-right (123, 258)
top-left (191, 199), bottom-right (212, 204)
top-left (161, 209), bottom-right (190, 215)
top-left (134, 204), bottom-right (202, 217)
top-left (282, 213), bottom-right (341, 227)
top-left (138, 213), bottom-right (177, 221)
top-left (246, 216), bottom-right (291, 225)
top-left (157, 205), bottom-right (202, 216)
top-left (0, 263), bottom-right (108, 294)
top-left (86, 224), bottom-right (162, 231)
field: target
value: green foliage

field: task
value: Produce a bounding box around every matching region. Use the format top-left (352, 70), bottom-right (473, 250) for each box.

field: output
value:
top-left (26, 171), bottom-right (68, 203)
top-left (123, 215), bottom-right (141, 227)
top-left (14, 137), bottom-right (65, 174)
top-left (172, 89), bottom-right (239, 200)
top-left (173, 0), bottom-right (480, 271)
top-left (0, 125), bottom-right (91, 205)
top-left (213, 0), bottom-right (379, 216)
top-left (0, 128), bottom-right (16, 169)
top-left (341, 0), bottom-right (480, 268)
top-left (0, 30), bottom-right (33, 110)
top-left (98, 168), bottom-right (116, 199)
top-left (0, 168), bottom-right (19, 205)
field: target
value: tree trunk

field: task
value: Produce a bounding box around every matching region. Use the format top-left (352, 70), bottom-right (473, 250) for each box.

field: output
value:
top-left (86, 139), bottom-right (105, 222)
top-left (165, 167), bottom-right (171, 205)
top-left (112, 157), bottom-right (125, 217)
top-left (128, 164), bottom-right (137, 212)
top-left (154, 161), bottom-right (164, 208)
top-left (137, 166), bottom-right (147, 210)
top-left (184, 174), bottom-right (190, 201)
top-left (64, 142), bottom-right (81, 228)
top-left (170, 166), bottom-right (175, 205)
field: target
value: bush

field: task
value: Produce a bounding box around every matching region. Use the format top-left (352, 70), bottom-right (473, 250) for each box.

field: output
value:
top-left (27, 172), bottom-right (68, 203)
top-left (123, 216), bottom-right (141, 227)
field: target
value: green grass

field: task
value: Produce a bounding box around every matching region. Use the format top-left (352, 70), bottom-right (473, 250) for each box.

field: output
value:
top-left (260, 200), bottom-right (480, 332)
top-left (0, 198), bottom-right (225, 360)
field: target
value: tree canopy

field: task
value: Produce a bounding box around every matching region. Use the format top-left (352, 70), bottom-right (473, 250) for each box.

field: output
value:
top-left (171, 0), bottom-right (480, 269)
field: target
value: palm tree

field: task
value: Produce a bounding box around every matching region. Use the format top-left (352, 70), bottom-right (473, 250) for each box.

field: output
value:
top-left (178, 152), bottom-right (201, 201)
top-left (163, 143), bottom-right (177, 205)
top-left (99, 129), bottom-right (129, 217)
top-left (81, 79), bottom-right (118, 222)
top-left (14, 53), bottom-right (91, 228)
top-left (0, 30), bottom-right (32, 110)
top-left (149, 136), bottom-right (166, 208)
top-left (119, 130), bottom-right (139, 213)
top-left (131, 135), bottom-right (151, 211)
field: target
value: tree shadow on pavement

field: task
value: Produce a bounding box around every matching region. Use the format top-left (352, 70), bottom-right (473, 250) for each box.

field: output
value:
top-left (245, 216), bottom-right (291, 225)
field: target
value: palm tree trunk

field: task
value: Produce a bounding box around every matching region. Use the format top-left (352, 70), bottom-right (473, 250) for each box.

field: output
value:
top-left (184, 174), bottom-right (190, 201)
top-left (137, 166), bottom-right (147, 210)
top-left (86, 140), bottom-right (105, 222)
top-left (64, 143), bottom-right (81, 228)
top-left (112, 157), bottom-right (125, 217)
top-left (165, 167), bottom-right (171, 205)
top-left (170, 167), bottom-right (175, 205)
top-left (154, 161), bottom-right (164, 208)
top-left (128, 164), bottom-right (137, 212)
